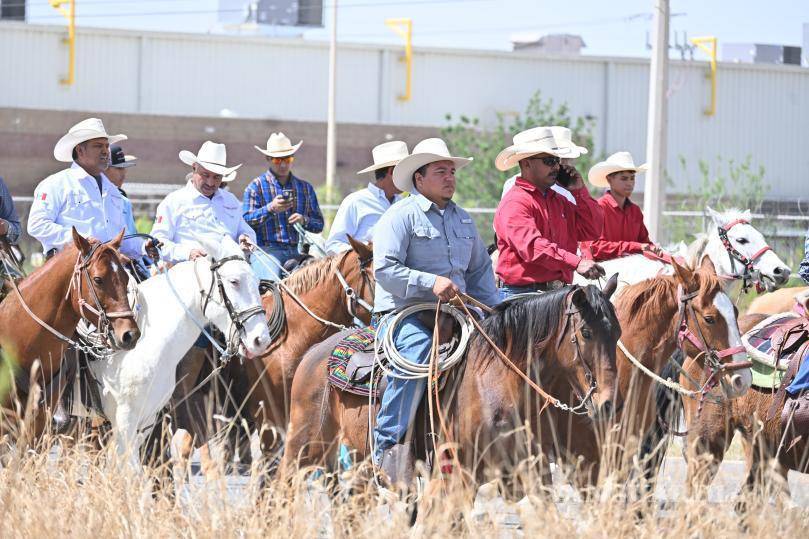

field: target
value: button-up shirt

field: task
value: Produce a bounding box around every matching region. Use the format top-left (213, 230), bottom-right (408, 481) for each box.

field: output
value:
top-left (494, 177), bottom-right (603, 286)
top-left (373, 193), bottom-right (501, 312)
top-left (0, 176), bottom-right (21, 245)
top-left (151, 181), bottom-right (256, 264)
top-left (501, 174), bottom-right (576, 204)
top-left (118, 188), bottom-right (138, 236)
top-left (27, 163), bottom-right (143, 258)
top-left (242, 170), bottom-right (324, 247)
top-left (579, 192), bottom-right (651, 261)
top-left (326, 182), bottom-right (402, 254)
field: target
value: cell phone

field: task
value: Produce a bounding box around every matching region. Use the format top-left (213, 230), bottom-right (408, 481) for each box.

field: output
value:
top-left (282, 189), bottom-right (294, 201)
top-left (555, 165), bottom-right (574, 188)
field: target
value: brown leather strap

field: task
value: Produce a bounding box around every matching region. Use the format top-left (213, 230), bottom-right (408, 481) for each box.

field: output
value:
top-left (767, 340), bottom-right (809, 421)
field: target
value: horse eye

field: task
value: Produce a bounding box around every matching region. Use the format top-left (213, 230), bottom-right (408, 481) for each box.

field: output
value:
top-left (736, 237), bottom-right (749, 245)
top-left (704, 315), bottom-right (716, 324)
top-left (93, 276), bottom-right (103, 284)
top-left (229, 278), bottom-right (239, 286)
top-left (581, 328), bottom-right (592, 339)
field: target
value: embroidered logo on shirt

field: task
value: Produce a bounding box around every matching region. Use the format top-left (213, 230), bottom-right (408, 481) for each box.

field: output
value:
top-left (156, 215), bottom-right (163, 224)
top-left (40, 193), bottom-right (47, 201)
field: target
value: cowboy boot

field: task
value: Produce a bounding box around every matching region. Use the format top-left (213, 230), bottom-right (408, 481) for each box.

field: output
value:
top-left (379, 442), bottom-right (415, 491)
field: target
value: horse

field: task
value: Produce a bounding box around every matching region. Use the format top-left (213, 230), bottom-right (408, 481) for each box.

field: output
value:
top-left (281, 279), bottom-right (621, 502)
top-left (680, 312), bottom-right (808, 504)
top-left (0, 228), bottom-right (139, 443)
top-left (747, 286), bottom-right (809, 316)
top-left (87, 235), bottom-right (271, 470)
top-left (571, 207), bottom-right (791, 296)
top-left (546, 259), bottom-right (752, 494)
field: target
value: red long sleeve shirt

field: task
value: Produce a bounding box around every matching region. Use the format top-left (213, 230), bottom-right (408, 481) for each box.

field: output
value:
top-left (494, 178), bottom-right (603, 285)
top-left (579, 193), bottom-right (650, 261)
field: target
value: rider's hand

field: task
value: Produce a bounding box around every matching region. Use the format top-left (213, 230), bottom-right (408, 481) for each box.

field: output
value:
top-left (238, 234), bottom-right (253, 251)
top-left (268, 195), bottom-right (293, 214)
top-left (144, 239), bottom-right (161, 261)
top-left (189, 248), bottom-right (207, 261)
top-left (576, 258), bottom-right (605, 280)
top-left (288, 213), bottom-right (305, 225)
top-left (560, 164), bottom-right (584, 190)
top-left (642, 243), bottom-right (663, 257)
top-left (432, 276), bottom-right (460, 302)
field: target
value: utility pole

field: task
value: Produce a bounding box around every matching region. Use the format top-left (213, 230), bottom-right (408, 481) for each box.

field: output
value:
top-left (325, 0), bottom-right (338, 203)
top-left (643, 0), bottom-right (670, 242)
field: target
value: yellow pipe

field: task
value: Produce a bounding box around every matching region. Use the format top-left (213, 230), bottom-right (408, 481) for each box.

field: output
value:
top-left (691, 36), bottom-right (716, 116)
top-left (385, 18), bottom-right (412, 102)
top-left (49, 0), bottom-right (75, 86)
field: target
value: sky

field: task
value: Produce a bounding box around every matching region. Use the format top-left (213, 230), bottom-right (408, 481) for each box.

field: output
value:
top-left (20, 0), bottom-right (809, 59)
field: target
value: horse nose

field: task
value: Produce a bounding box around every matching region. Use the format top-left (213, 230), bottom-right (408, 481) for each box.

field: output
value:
top-left (772, 266), bottom-right (791, 284)
top-left (121, 329), bottom-right (140, 349)
top-left (593, 399), bottom-right (614, 422)
top-left (253, 334), bottom-right (269, 351)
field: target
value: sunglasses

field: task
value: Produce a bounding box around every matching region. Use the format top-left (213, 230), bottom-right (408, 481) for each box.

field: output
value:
top-left (531, 155), bottom-right (560, 167)
top-left (271, 156), bottom-right (294, 164)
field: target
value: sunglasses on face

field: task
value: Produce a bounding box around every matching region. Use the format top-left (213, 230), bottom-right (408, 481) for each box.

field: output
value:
top-left (536, 155), bottom-right (561, 167)
top-left (272, 156), bottom-right (294, 164)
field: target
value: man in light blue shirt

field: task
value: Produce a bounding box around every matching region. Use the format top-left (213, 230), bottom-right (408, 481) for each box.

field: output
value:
top-left (372, 138), bottom-right (500, 486)
top-left (326, 141), bottom-right (408, 254)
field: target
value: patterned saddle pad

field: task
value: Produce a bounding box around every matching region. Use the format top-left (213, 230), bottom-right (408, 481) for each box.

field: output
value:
top-left (327, 326), bottom-right (384, 398)
top-left (743, 312), bottom-right (809, 390)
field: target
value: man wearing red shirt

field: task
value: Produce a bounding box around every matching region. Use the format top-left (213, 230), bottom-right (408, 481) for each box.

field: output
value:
top-left (494, 127), bottom-right (605, 296)
top-left (579, 152), bottom-right (661, 261)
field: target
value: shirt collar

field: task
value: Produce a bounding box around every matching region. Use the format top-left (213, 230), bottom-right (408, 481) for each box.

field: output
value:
top-left (185, 179), bottom-right (222, 201)
top-left (367, 182), bottom-right (385, 198)
top-left (414, 192), bottom-right (454, 214)
top-left (69, 162), bottom-right (113, 190)
top-left (514, 176), bottom-right (557, 198)
top-left (267, 169), bottom-right (296, 186)
top-left (604, 191), bottom-right (633, 209)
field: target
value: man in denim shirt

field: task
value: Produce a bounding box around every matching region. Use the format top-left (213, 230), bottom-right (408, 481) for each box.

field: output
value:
top-left (372, 138), bottom-right (500, 486)
top-left (0, 176), bottom-right (21, 246)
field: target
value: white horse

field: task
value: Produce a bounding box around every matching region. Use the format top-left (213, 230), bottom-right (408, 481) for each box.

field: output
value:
top-left (573, 207), bottom-right (791, 296)
top-left (89, 236), bottom-right (271, 468)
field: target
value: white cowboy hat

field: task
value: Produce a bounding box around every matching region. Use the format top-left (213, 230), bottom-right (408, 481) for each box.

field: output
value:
top-left (494, 126), bottom-right (567, 171)
top-left (357, 141), bottom-right (410, 174)
top-left (54, 118), bottom-right (127, 163)
top-left (550, 126), bottom-right (589, 158)
top-left (392, 138), bottom-right (472, 192)
top-left (179, 141), bottom-right (242, 178)
top-left (587, 151), bottom-right (648, 188)
top-left (254, 132), bottom-right (302, 158)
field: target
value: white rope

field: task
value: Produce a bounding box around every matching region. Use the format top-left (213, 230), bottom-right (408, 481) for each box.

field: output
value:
top-left (617, 339), bottom-right (698, 398)
top-left (278, 282), bottom-right (348, 331)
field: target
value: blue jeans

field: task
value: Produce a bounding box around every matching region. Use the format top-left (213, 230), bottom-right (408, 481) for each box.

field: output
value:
top-left (250, 245), bottom-right (291, 281)
top-left (373, 313), bottom-right (433, 463)
top-left (499, 284), bottom-right (540, 300)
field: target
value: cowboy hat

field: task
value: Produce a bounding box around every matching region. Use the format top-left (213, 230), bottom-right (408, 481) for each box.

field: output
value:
top-left (550, 126), bottom-right (589, 158)
top-left (254, 132), bottom-right (302, 158)
top-left (179, 141), bottom-right (242, 178)
top-left (392, 138), bottom-right (472, 192)
top-left (587, 151), bottom-right (648, 188)
top-left (357, 141), bottom-right (409, 174)
top-left (54, 118), bottom-right (127, 163)
top-left (494, 126), bottom-right (567, 171)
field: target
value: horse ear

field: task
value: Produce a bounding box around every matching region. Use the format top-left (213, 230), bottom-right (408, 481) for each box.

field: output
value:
top-left (741, 209), bottom-right (752, 222)
top-left (347, 234), bottom-right (372, 259)
top-left (571, 286), bottom-right (588, 310)
top-left (705, 206), bottom-right (722, 227)
top-left (72, 227), bottom-right (92, 257)
top-left (699, 255), bottom-right (717, 275)
top-left (110, 228), bottom-right (125, 250)
top-left (603, 273), bottom-right (619, 300)
top-left (671, 258), bottom-right (694, 286)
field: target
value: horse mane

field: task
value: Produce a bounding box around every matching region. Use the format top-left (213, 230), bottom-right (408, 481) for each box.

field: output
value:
top-left (281, 255), bottom-right (337, 295)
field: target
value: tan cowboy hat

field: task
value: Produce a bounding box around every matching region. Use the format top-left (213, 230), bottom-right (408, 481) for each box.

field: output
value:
top-left (550, 126), bottom-right (589, 158)
top-left (587, 151), bottom-right (648, 188)
top-left (254, 132), bottom-right (302, 158)
top-left (494, 126), bottom-right (567, 171)
top-left (179, 141), bottom-right (242, 179)
top-left (357, 141), bottom-right (409, 174)
top-left (54, 118), bottom-right (127, 163)
top-left (392, 138), bottom-right (472, 192)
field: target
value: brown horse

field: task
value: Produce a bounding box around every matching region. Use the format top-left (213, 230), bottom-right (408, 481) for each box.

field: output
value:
top-left (0, 228), bottom-right (139, 441)
top-left (746, 286), bottom-right (809, 317)
top-left (681, 312), bottom-right (808, 502)
top-left (281, 280), bottom-right (621, 500)
top-left (545, 260), bottom-right (750, 492)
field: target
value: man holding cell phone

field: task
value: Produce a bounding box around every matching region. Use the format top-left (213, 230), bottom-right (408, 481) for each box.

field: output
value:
top-left (243, 132), bottom-right (324, 279)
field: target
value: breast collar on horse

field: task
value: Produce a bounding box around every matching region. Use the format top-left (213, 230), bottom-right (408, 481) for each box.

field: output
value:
top-left (716, 219), bottom-right (772, 294)
top-left (195, 254), bottom-right (266, 361)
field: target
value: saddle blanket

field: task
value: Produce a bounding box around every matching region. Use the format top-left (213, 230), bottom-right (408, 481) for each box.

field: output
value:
top-left (327, 326), bottom-right (382, 398)
top-left (743, 312), bottom-right (809, 393)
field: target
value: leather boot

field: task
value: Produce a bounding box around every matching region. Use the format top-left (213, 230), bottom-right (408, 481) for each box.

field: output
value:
top-left (379, 442), bottom-right (415, 491)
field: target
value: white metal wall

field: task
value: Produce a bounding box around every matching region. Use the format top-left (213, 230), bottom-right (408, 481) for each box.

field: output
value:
top-left (1, 22), bottom-right (807, 200)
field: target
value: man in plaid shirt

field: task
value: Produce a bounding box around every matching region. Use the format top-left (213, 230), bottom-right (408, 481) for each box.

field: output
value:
top-left (243, 132), bottom-right (324, 278)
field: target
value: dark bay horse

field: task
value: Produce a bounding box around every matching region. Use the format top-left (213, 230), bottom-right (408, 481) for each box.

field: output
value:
top-left (545, 260), bottom-right (750, 492)
top-left (0, 228), bottom-right (139, 442)
top-left (281, 280), bottom-right (621, 500)
top-left (681, 312), bottom-right (808, 503)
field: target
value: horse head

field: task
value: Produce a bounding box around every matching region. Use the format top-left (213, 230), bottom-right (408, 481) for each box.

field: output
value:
top-left (671, 259), bottom-right (752, 399)
top-left (71, 227), bottom-right (140, 350)
top-left (338, 235), bottom-right (375, 324)
top-left (197, 235), bottom-right (271, 359)
top-left (704, 207), bottom-right (791, 292)
top-left (563, 275), bottom-right (622, 422)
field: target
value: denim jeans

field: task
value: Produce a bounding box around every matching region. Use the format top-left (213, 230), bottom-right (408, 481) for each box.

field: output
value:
top-left (499, 284), bottom-right (542, 300)
top-left (373, 313), bottom-right (433, 463)
top-left (250, 244), bottom-right (295, 281)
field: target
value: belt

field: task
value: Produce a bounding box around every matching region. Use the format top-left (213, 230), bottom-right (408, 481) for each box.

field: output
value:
top-left (498, 280), bottom-right (566, 292)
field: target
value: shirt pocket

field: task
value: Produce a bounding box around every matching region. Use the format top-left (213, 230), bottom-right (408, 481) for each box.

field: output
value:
top-left (452, 222), bottom-right (477, 268)
top-left (64, 190), bottom-right (95, 222)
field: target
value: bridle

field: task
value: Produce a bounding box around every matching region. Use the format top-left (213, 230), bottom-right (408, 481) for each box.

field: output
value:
top-left (554, 293), bottom-right (599, 415)
top-left (333, 249), bottom-right (374, 321)
top-left (198, 255), bottom-right (266, 361)
top-left (716, 219), bottom-right (773, 294)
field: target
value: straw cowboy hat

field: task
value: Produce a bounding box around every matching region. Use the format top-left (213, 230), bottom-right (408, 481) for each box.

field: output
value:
top-left (550, 126), bottom-right (589, 158)
top-left (179, 141), bottom-right (242, 181)
top-left (587, 151), bottom-right (648, 188)
top-left (254, 132), bottom-right (302, 158)
top-left (494, 126), bottom-right (567, 171)
top-left (392, 138), bottom-right (472, 192)
top-left (54, 118), bottom-right (127, 163)
top-left (357, 141), bottom-right (410, 174)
